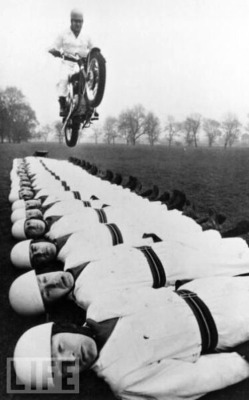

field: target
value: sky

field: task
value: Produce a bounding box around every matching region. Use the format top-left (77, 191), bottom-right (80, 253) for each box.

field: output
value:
top-left (1, 0), bottom-right (249, 127)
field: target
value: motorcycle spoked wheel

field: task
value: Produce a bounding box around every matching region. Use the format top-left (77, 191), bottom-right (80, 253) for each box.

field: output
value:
top-left (64, 116), bottom-right (81, 147)
top-left (85, 52), bottom-right (106, 108)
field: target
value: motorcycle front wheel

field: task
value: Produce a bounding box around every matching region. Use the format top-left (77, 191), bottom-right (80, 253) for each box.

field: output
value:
top-left (85, 51), bottom-right (106, 108)
top-left (64, 116), bottom-right (81, 147)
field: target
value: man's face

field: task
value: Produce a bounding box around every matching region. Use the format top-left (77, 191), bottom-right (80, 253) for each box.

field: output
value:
top-left (37, 271), bottom-right (74, 304)
top-left (20, 189), bottom-right (34, 200)
top-left (71, 17), bottom-right (83, 36)
top-left (30, 241), bottom-right (57, 266)
top-left (18, 173), bottom-right (28, 179)
top-left (20, 178), bottom-right (31, 186)
top-left (25, 199), bottom-right (41, 210)
top-left (51, 332), bottom-right (97, 378)
top-left (26, 209), bottom-right (43, 220)
top-left (24, 218), bottom-right (46, 238)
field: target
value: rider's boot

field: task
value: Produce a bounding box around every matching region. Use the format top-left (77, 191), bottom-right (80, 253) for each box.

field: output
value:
top-left (91, 109), bottom-right (99, 121)
top-left (59, 97), bottom-right (67, 117)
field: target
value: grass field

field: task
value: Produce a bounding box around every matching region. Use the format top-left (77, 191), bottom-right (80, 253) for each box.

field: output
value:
top-left (1, 142), bottom-right (249, 400)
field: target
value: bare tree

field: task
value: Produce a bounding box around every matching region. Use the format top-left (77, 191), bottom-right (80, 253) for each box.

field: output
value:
top-left (54, 120), bottom-right (64, 143)
top-left (42, 124), bottom-right (52, 142)
top-left (187, 114), bottom-right (202, 147)
top-left (91, 126), bottom-right (102, 144)
top-left (103, 116), bottom-right (118, 144)
top-left (0, 90), bottom-right (8, 143)
top-left (164, 115), bottom-right (182, 147)
top-left (144, 111), bottom-right (160, 146)
top-left (222, 113), bottom-right (241, 148)
top-left (242, 113), bottom-right (249, 145)
top-left (118, 104), bottom-right (147, 145)
top-left (241, 133), bottom-right (249, 146)
top-left (34, 124), bottom-right (52, 142)
top-left (203, 118), bottom-right (221, 147)
top-left (181, 118), bottom-right (194, 147)
top-left (181, 114), bottom-right (202, 147)
top-left (117, 111), bottom-right (130, 145)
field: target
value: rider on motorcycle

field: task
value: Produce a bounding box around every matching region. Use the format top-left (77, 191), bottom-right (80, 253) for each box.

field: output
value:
top-left (48, 9), bottom-right (94, 117)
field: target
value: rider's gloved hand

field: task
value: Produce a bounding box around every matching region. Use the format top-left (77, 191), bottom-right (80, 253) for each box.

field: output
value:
top-left (48, 48), bottom-right (62, 58)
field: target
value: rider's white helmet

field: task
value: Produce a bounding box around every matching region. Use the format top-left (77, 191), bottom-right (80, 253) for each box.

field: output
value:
top-left (70, 8), bottom-right (83, 21)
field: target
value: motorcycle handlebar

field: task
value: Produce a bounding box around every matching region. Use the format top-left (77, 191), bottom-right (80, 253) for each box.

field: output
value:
top-left (60, 53), bottom-right (87, 64)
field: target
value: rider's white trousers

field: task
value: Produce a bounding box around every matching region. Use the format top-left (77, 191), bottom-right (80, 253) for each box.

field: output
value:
top-left (56, 61), bottom-right (78, 97)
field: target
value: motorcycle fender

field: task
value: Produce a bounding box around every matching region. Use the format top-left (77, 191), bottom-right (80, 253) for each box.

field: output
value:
top-left (87, 47), bottom-right (106, 62)
top-left (89, 47), bottom-right (101, 54)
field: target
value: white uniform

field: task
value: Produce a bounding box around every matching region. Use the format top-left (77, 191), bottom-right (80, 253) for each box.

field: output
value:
top-left (71, 241), bottom-right (249, 310)
top-left (51, 28), bottom-right (92, 96)
top-left (46, 203), bottom-right (206, 238)
top-left (46, 207), bottom-right (248, 260)
top-left (87, 278), bottom-right (249, 400)
top-left (45, 203), bottom-right (162, 229)
top-left (41, 185), bottom-right (151, 210)
top-left (57, 224), bottom-right (154, 270)
top-left (43, 199), bottom-right (106, 219)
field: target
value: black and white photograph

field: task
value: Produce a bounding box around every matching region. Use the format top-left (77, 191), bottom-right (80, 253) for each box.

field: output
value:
top-left (1, 1), bottom-right (249, 399)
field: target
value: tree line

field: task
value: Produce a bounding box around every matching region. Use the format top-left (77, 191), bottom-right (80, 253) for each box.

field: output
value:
top-left (1, 86), bottom-right (249, 148)
top-left (95, 107), bottom-right (249, 148)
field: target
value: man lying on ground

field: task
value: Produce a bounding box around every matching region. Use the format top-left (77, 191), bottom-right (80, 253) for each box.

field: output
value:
top-left (9, 238), bottom-right (249, 315)
top-left (12, 191), bottom-right (229, 242)
top-left (13, 277), bottom-right (249, 400)
top-left (10, 220), bottom-right (157, 270)
top-left (11, 200), bottom-right (248, 270)
top-left (11, 198), bottom-right (106, 223)
top-left (10, 161), bottom-right (142, 206)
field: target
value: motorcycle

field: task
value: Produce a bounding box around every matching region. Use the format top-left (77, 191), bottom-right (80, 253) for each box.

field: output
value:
top-left (59, 48), bottom-right (106, 147)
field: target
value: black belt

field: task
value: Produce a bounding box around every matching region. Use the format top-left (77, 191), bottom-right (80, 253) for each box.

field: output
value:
top-left (176, 289), bottom-right (218, 354)
top-left (95, 209), bottom-right (108, 223)
top-left (73, 191), bottom-right (81, 199)
top-left (82, 201), bottom-right (91, 207)
top-left (106, 223), bottom-right (123, 245)
top-left (68, 261), bottom-right (91, 281)
top-left (137, 246), bottom-right (166, 288)
top-left (61, 181), bottom-right (70, 191)
top-left (85, 317), bottom-right (119, 352)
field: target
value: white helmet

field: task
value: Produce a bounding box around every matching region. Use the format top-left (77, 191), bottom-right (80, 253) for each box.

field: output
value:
top-left (11, 178), bottom-right (31, 189)
top-left (9, 188), bottom-right (34, 203)
top-left (10, 177), bottom-right (21, 187)
top-left (12, 199), bottom-right (25, 211)
top-left (11, 208), bottom-right (26, 223)
top-left (71, 8), bottom-right (83, 20)
top-left (10, 240), bottom-right (32, 269)
top-left (12, 219), bottom-right (26, 240)
top-left (9, 188), bottom-right (19, 203)
top-left (14, 323), bottom-right (54, 389)
top-left (9, 270), bottom-right (45, 315)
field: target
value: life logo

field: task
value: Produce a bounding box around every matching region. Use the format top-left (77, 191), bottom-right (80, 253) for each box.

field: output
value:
top-left (6, 357), bottom-right (80, 393)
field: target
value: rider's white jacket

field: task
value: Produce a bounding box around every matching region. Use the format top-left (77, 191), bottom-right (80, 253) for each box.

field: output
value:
top-left (50, 28), bottom-right (92, 96)
top-left (52, 28), bottom-right (92, 59)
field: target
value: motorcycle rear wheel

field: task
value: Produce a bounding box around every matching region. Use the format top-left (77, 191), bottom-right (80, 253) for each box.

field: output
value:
top-left (86, 51), bottom-right (106, 108)
top-left (64, 117), bottom-right (81, 147)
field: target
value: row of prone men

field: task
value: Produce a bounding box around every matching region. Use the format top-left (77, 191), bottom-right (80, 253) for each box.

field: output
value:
top-left (8, 155), bottom-right (249, 399)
